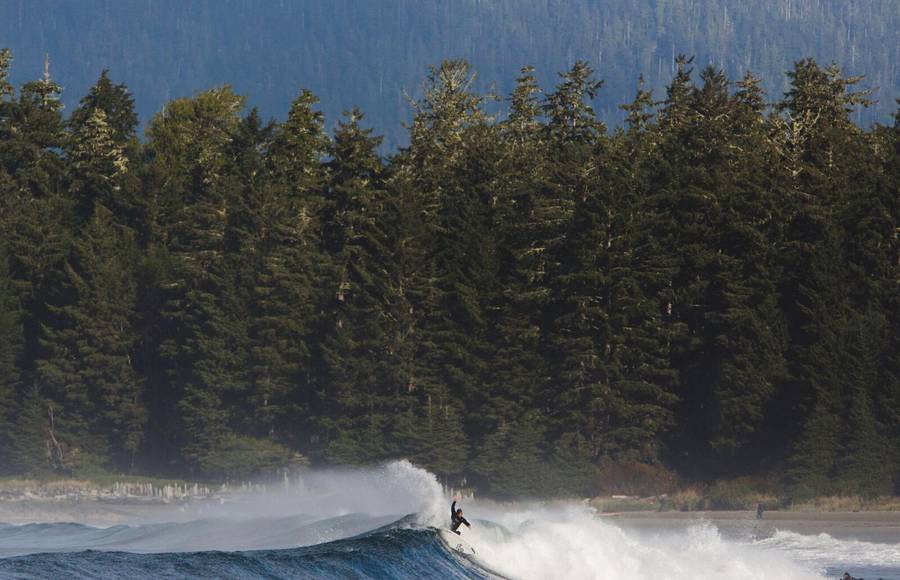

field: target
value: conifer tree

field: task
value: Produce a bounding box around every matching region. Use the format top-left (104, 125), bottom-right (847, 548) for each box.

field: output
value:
top-left (10, 56), bottom-right (66, 198)
top-left (833, 310), bottom-right (894, 498)
top-left (318, 109), bottom-right (395, 463)
top-left (640, 63), bottom-right (788, 475)
top-left (0, 54), bottom-right (18, 465)
top-left (395, 60), bottom-right (499, 478)
top-left (505, 66), bottom-right (544, 144)
top-left (786, 401), bottom-right (840, 500)
top-left (583, 79), bottom-right (680, 464)
top-left (1, 58), bottom-right (76, 472)
top-left (470, 412), bottom-right (548, 497)
top-left (834, 102), bottom-right (900, 492)
top-left (782, 229), bottom-right (851, 496)
top-left (695, 69), bottom-right (786, 470)
top-left (0, 49), bottom-right (15, 181)
top-left (34, 205), bottom-right (145, 470)
top-left (0, 50), bottom-right (13, 196)
top-left (376, 172), bottom-right (437, 458)
top-left (0, 49), bottom-right (13, 103)
top-left (31, 102), bottom-right (134, 468)
top-left (68, 70), bottom-right (138, 143)
top-left (777, 60), bottom-right (874, 492)
top-left (595, 130), bottom-right (677, 463)
top-left (67, 71), bottom-right (141, 228)
top-left (697, 68), bottom-right (786, 471)
top-left (875, 102), bottom-right (900, 491)
top-left (148, 87), bottom-right (251, 472)
top-left (67, 108), bottom-right (130, 222)
top-left (645, 61), bottom-right (719, 474)
top-left (221, 109), bottom-right (277, 439)
top-left (472, 67), bottom-right (552, 487)
top-left (248, 89), bottom-right (329, 456)
top-left (539, 61), bottom-right (610, 474)
top-left (392, 396), bottom-right (469, 482)
top-left (0, 245), bottom-right (22, 472)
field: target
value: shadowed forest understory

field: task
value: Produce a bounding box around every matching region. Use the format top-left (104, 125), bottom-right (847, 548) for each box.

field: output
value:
top-left (0, 49), bottom-right (897, 500)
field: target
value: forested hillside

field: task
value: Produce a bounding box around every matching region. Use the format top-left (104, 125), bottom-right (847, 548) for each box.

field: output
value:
top-left (0, 48), bottom-right (897, 499)
top-left (1, 0), bottom-right (898, 149)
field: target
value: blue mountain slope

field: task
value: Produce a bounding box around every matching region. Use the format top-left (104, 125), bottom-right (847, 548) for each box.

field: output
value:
top-left (1, 0), bottom-right (897, 148)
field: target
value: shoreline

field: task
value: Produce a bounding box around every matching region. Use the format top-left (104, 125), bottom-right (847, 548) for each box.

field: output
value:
top-left (2, 477), bottom-right (900, 533)
top-left (603, 509), bottom-right (900, 544)
top-left (0, 478), bottom-right (270, 526)
top-left (2, 494), bottom-right (900, 532)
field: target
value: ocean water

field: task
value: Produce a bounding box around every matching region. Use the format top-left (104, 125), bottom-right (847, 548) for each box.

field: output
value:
top-left (0, 461), bottom-right (896, 580)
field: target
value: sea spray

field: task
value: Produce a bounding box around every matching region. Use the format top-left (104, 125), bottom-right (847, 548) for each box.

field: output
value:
top-left (1, 461), bottom-right (890, 579)
top-left (0, 461), bottom-right (445, 556)
top-left (456, 504), bottom-right (823, 580)
top-left (755, 529), bottom-right (900, 571)
top-left (170, 459), bottom-right (446, 523)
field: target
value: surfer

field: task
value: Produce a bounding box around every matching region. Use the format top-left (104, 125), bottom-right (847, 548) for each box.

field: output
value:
top-left (450, 500), bottom-right (471, 535)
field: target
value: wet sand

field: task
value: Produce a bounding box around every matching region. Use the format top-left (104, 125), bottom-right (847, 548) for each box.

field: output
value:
top-left (604, 510), bottom-right (900, 544)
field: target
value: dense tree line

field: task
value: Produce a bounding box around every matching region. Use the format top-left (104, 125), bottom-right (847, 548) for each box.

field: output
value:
top-left (0, 49), bottom-right (897, 500)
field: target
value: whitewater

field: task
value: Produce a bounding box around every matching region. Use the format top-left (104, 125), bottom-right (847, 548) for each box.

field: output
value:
top-left (0, 461), bottom-right (896, 579)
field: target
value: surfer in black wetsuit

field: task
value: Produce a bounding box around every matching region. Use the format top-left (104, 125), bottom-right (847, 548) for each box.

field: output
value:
top-left (450, 500), bottom-right (471, 535)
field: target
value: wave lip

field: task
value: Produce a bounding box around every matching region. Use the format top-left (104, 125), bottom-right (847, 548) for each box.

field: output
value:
top-left (0, 513), bottom-right (411, 558)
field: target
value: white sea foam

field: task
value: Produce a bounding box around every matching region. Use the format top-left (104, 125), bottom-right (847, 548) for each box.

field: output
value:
top-left (453, 504), bottom-right (825, 580)
top-left (754, 529), bottom-right (900, 569)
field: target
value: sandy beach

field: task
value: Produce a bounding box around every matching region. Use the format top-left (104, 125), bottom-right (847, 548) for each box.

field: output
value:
top-left (2, 494), bottom-right (898, 545)
top-left (604, 510), bottom-right (900, 544)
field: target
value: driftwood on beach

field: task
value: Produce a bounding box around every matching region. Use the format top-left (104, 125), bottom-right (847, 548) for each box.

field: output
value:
top-left (0, 479), bottom-right (277, 506)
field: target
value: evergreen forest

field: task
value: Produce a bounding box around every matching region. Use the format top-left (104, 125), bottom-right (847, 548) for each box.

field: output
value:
top-left (0, 49), bottom-right (897, 500)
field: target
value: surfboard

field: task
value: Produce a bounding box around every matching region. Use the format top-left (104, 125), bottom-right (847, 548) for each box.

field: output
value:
top-left (439, 529), bottom-right (477, 556)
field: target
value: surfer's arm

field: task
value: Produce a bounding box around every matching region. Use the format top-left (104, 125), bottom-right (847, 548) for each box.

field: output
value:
top-left (462, 517), bottom-right (470, 527)
top-left (451, 501), bottom-right (456, 517)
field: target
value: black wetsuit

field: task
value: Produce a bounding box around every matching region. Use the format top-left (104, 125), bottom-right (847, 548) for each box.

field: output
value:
top-left (450, 501), bottom-right (470, 533)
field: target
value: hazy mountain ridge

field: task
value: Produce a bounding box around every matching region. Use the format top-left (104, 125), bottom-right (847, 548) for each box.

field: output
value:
top-left (2, 0), bottom-right (897, 148)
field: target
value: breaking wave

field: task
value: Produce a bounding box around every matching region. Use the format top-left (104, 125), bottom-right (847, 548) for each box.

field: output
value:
top-left (0, 461), bottom-right (892, 579)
